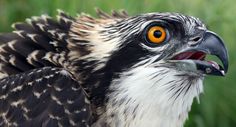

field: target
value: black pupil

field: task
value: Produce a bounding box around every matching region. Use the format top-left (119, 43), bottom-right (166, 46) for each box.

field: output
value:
top-left (153, 30), bottom-right (162, 38)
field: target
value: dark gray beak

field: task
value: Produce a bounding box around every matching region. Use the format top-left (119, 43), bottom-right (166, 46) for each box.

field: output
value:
top-left (187, 31), bottom-right (229, 76)
top-left (171, 31), bottom-right (229, 76)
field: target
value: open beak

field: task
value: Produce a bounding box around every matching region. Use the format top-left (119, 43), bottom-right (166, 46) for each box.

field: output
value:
top-left (171, 31), bottom-right (229, 76)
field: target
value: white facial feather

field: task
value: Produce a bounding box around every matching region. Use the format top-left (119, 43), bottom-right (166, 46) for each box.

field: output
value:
top-left (102, 60), bottom-right (204, 127)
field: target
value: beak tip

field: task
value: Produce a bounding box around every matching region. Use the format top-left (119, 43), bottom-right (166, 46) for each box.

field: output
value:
top-left (221, 70), bottom-right (226, 76)
top-left (224, 65), bottom-right (228, 74)
top-left (222, 53), bottom-right (229, 74)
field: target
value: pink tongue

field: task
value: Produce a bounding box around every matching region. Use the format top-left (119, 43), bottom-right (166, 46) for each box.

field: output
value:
top-left (208, 61), bottom-right (220, 70)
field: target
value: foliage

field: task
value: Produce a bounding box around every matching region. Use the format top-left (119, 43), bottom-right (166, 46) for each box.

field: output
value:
top-left (0, 0), bottom-right (235, 126)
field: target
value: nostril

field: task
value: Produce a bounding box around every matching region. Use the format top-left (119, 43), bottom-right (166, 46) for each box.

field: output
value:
top-left (192, 36), bottom-right (201, 42)
top-left (188, 36), bottom-right (202, 46)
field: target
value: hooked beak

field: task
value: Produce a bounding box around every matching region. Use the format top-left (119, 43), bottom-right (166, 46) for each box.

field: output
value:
top-left (171, 31), bottom-right (229, 76)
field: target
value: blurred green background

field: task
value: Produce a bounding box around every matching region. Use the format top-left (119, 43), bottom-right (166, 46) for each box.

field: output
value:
top-left (0, 0), bottom-right (235, 127)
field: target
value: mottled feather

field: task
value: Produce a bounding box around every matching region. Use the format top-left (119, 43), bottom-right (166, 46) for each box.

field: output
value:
top-left (0, 67), bottom-right (91, 127)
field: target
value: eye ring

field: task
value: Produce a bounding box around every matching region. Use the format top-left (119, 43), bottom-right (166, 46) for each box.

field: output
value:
top-left (143, 22), bottom-right (170, 47)
top-left (147, 26), bottom-right (167, 44)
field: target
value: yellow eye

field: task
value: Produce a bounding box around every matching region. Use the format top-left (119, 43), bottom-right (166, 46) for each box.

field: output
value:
top-left (147, 26), bottom-right (166, 44)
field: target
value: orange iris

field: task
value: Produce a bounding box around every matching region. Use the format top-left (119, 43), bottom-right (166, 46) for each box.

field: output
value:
top-left (147, 26), bottom-right (166, 44)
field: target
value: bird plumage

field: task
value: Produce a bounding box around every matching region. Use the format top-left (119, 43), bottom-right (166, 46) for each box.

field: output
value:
top-left (0, 9), bottom-right (228, 127)
top-left (0, 67), bottom-right (91, 127)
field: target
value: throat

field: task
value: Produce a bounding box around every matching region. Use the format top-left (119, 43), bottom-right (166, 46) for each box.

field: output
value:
top-left (99, 66), bottom-right (204, 127)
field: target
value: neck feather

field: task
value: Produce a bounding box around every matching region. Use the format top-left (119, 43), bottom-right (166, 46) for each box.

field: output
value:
top-left (100, 65), bottom-right (203, 127)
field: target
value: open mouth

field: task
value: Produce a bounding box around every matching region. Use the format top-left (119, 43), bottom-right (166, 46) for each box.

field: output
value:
top-left (167, 31), bottom-right (228, 76)
top-left (171, 51), bottom-right (225, 76)
top-left (172, 51), bottom-right (222, 70)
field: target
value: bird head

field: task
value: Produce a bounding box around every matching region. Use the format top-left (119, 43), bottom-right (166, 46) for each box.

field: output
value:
top-left (69, 10), bottom-right (228, 127)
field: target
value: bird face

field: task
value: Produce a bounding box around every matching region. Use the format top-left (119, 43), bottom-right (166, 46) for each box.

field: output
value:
top-left (101, 13), bottom-right (228, 78)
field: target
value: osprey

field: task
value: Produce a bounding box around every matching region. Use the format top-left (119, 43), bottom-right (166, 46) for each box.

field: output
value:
top-left (0, 9), bottom-right (228, 127)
